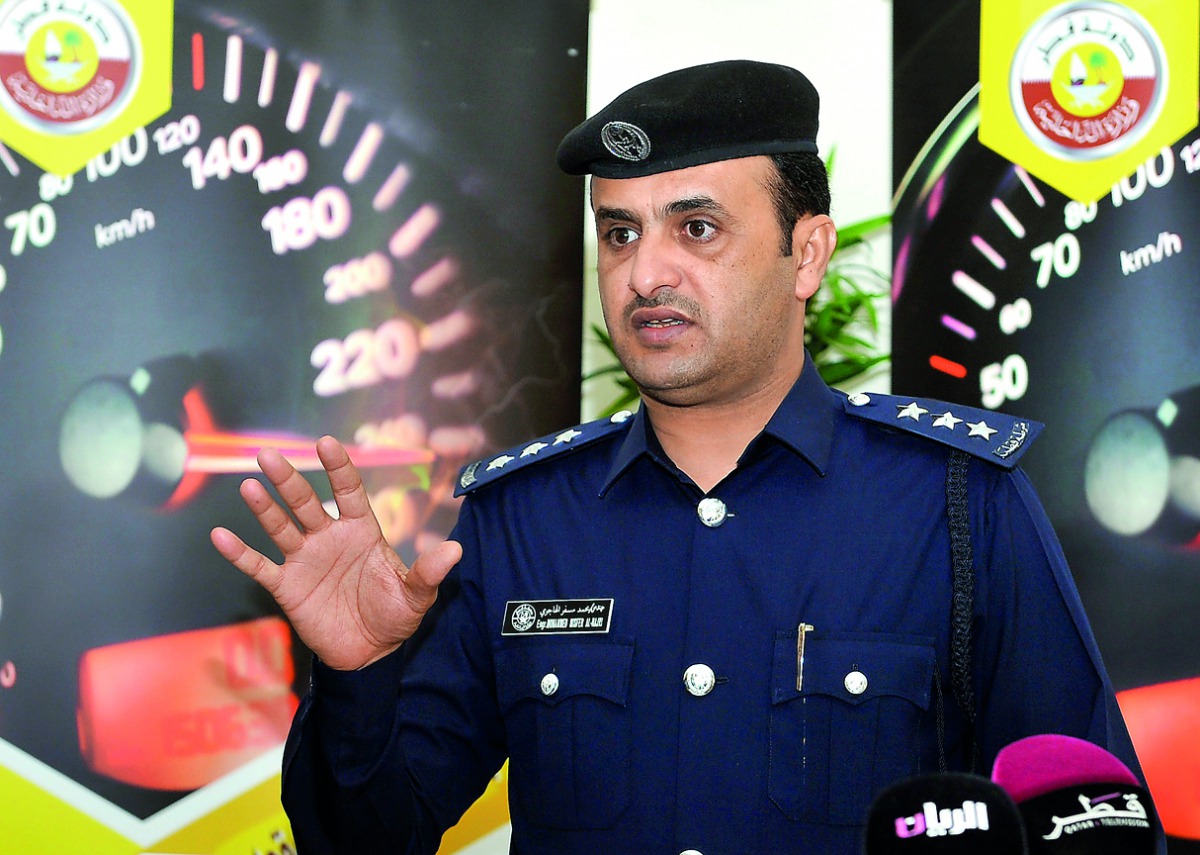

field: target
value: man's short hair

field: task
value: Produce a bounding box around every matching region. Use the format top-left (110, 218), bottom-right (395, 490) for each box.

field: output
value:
top-left (764, 152), bottom-right (831, 256)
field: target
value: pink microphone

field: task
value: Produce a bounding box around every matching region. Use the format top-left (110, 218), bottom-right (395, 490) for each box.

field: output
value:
top-left (991, 734), bottom-right (1157, 854)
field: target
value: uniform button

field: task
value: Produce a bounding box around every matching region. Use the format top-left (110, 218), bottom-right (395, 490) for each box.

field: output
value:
top-left (696, 497), bottom-right (727, 527)
top-left (683, 663), bottom-right (716, 697)
top-left (679, 850), bottom-right (704, 855)
top-left (844, 670), bottom-right (868, 695)
top-left (540, 673), bottom-right (559, 696)
top-left (848, 393), bottom-right (871, 406)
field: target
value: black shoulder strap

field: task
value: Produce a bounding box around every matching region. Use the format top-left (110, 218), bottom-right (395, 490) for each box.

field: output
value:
top-left (946, 449), bottom-right (981, 772)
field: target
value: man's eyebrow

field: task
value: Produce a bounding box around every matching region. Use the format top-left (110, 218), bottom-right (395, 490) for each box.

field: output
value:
top-left (594, 196), bottom-right (732, 224)
top-left (594, 205), bottom-right (638, 223)
top-left (662, 195), bottom-right (730, 219)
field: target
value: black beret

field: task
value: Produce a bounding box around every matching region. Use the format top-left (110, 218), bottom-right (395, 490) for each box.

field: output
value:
top-left (556, 59), bottom-right (819, 178)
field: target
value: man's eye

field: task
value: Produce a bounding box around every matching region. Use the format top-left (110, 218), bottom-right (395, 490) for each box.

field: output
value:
top-left (684, 220), bottom-right (716, 240)
top-left (607, 226), bottom-right (639, 246)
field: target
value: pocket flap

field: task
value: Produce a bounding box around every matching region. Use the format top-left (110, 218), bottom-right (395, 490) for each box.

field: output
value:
top-left (770, 632), bottom-right (934, 709)
top-left (495, 641), bottom-right (634, 713)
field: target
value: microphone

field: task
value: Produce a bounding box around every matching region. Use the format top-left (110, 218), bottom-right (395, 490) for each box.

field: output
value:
top-left (862, 771), bottom-right (1028, 853)
top-left (991, 733), bottom-right (1156, 853)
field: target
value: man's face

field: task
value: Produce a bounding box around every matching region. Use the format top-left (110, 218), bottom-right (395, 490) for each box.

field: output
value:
top-left (592, 156), bottom-right (815, 409)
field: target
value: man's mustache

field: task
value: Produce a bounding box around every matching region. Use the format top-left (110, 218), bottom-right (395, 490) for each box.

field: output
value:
top-left (622, 293), bottom-right (703, 323)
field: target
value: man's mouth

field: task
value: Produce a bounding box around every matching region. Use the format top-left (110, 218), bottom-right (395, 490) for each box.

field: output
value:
top-left (641, 318), bottom-right (685, 328)
top-left (626, 300), bottom-right (697, 343)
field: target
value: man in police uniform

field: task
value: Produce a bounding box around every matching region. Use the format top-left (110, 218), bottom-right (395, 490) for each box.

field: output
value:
top-left (211, 61), bottom-right (1155, 853)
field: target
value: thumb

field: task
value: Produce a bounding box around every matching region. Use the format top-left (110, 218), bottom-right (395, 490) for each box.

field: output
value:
top-left (406, 539), bottom-right (463, 595)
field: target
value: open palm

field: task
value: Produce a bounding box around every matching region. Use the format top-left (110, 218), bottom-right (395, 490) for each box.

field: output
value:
top-left (210, 436), bottom-right (461, 671)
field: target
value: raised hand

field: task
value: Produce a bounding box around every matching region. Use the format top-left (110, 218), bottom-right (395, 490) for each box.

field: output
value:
top-left (210, 435), bottom-right (461, 670)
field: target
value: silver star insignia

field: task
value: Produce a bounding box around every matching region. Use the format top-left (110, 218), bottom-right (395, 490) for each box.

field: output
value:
top-left (932, 412), bottom-right (963, 430)
top-left (966, 420), bottom-right (998, 440)
top-left (897, 402), bottom-right (929, 421)
top-left (520, 442), bottom-right (548, 458)
top-left (486, 454), bottom-right (515, 471)
top-left (553, 429), bottom-right (583, 445)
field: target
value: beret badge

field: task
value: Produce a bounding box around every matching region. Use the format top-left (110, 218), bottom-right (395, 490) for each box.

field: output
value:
top-left (600, 120), bottom-right (651, 162)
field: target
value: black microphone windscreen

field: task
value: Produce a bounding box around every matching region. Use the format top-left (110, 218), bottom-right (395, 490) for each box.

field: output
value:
top-left (862, 772), bottom-right (1028, 854)
top-left (1013, 782), bottom-right (1156, 854)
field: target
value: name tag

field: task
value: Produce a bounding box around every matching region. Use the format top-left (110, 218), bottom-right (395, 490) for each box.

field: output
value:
top-left (501, 598), bottom-right (614, 636)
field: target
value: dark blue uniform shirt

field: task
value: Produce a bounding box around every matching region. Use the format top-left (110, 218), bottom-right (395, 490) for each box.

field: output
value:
top-left (280, 362), bottom-right (1148, 853)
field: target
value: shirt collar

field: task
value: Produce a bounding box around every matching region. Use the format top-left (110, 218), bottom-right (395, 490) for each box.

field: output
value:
top-left (600, 404), bottom-right (659, 496)
top-left (599, 355), bottom-right (839, 495)
top-left (759, 355), bottom-right (838, 476)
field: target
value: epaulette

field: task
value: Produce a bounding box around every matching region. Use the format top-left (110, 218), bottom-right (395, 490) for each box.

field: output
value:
top-left (839, 391), bottom-right (1043, 470)
top-left (455, 409), bottom-right (637, 495)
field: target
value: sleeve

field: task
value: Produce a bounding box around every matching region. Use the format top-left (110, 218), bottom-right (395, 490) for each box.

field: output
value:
top-left (279, 498), bottom-right (508, 854)
top-left (971, 466), bottom-right (1134, 765)
top-left (971, 464), bottom-right (1167, 850)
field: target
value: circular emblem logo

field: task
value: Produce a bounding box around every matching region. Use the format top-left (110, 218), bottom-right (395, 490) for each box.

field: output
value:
top-left (1010, 1), bottom-right (1166, 161)
top-left (0, 0), bottom-right (140, 135)
top-left (601, 120), bottom-right (651, 162)
top-left (510, 602), bottom-right (537, 633)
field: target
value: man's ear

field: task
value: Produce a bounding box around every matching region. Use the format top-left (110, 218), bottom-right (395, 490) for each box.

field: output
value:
top-left (791, 214), bottom-right (837, 300)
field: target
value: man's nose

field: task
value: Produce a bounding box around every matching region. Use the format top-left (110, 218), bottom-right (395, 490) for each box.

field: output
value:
top-left (626, 229), bottom-right (683, 298)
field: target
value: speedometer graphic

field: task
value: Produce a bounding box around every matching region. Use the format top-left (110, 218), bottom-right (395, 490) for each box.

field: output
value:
top-left (891, 83), bottom-right (1200, 848)
top-left (0, 0), bottom-right (586, 847)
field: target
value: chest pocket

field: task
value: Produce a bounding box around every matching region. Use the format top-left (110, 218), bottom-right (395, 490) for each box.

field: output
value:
top-left (495, 640), bottom-right (633, 830)
top-left (768, 631), bottom-right (935, 824)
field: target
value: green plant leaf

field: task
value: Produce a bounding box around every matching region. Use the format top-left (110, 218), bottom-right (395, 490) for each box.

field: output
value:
top-left (833, 213), bottom-right (890, 247)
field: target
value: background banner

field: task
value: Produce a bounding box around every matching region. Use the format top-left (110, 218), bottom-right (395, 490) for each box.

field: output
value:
top-left (893, 1), bottom-right (1200, 847)
top-left (0, 1), bottom-right (587, 851)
